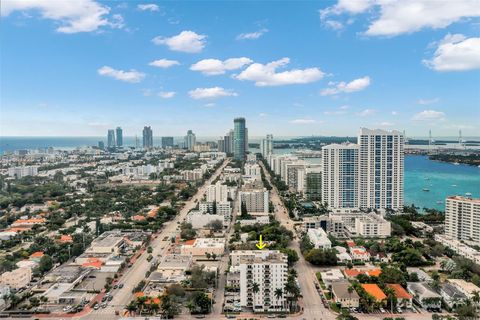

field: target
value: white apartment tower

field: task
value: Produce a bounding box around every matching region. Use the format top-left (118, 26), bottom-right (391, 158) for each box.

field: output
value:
top-left (358, 128), bottom-right (404, 210)
top-left (322, 143), bottom-right (359, 209)
top-left (238, 251), bottom-right (288, 312)
top-left (261, 134), bottom-right (273, 157)
top-left (238, 189), bottom-right (269, 214)
top-left (445, 196), bottom-right (480, 245)
top-left (206, 181), bottom-right (229, 203)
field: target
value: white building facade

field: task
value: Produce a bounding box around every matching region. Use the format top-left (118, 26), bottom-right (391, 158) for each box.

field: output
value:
top-left (445, 196), bottom-right (480, 245)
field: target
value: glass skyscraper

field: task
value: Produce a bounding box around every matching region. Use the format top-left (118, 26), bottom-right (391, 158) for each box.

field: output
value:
top-left (116, 127), bottom-right (123, 147)
top-left (233, 117), bottom-right (246, 161)
top-left (107, 129), bottom-right (116, 148)
top-left (142, 126), bottom-right (153, 149)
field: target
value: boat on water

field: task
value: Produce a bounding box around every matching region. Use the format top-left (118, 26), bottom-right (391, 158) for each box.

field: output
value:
top-left (436, 201), bottom-right (443, 204)
top-left (423, 188), bottom-right (430, 192)
top-left (465, 192), bottom-right (472, 196)
top-left (453, 162), bottom-right (460, 165)
top-left (451, 184), bottom-right (457, 187)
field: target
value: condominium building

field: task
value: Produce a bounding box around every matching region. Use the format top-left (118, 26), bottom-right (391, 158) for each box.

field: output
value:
top-left (238, 250), bottom-right (288, 312)
top-left (244, 163), bottom-right (262, 178)
top-left (161, 136), bottom-right (174, 148)
top-left (185, 130), bottom-right (196, 151)
top-left (0, 267), bottom-right (32, 289)
top-left (116, 127), bottom-right (123, 147)
top-left (7, 165), bottom-right (39, 179)
top-left (445, 196), bottom-right (480, 245)
top-left (224, 130), bottom-right (234, 154)
top-left (206, 181), bottom-right (229, 203)
top-left (238, 188), bottom-right (269, 214)
top-left (322, 143), bottom-right (359, 209)
top-left (107, 129), bottom-right (116, 148)
top-left (142, 126), bottom-right (153, 149)
top-left (260, 134), bottom-right (273, 157)
top-left (234, 117), bottom-right (247, 161)
top-left (354, 214), bottom-right (391, 238)
top-left (305, 167), bottom-right (322, 201)
top-left (358, 128), bottom-right (404, 210)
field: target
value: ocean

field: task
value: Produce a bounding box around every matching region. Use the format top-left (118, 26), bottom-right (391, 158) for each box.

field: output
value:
top-left (1, 137), bottom-right (479, 211)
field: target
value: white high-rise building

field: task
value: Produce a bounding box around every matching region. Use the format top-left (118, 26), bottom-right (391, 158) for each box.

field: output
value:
top-left (261, 134), bottom-right (273, 157)
top-left (358, 128), bottom-right (404, 210)
top-left (445, 196), bottom-right (480, 245)
top-left (185, 130), bottom-right (196, 151)
top-left (238, 250), bottom-right (288, 312)
top-left (238, 189), bottom-right (269, 214)
top-left (206, 181), bottom-right (229, 203)
top-left (244, 163), bottom-right (262, 178)
top-left (7, 166), bottom-right (39, 179)
top-left (321, 143), bottom-right (359, 209)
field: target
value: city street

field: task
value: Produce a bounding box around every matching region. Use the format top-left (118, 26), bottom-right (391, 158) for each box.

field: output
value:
top-left (259, 161), bottom-right (336, 320)
top-left (72, 159), bottom-right (231, 320)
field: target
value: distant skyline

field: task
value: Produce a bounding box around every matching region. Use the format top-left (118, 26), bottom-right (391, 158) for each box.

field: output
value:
top-left (1, 0), bottom-right (479, 137)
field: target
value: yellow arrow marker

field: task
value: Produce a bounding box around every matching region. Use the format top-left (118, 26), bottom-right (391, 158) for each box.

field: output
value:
top-left (256, 234), bottom-right (267, 250)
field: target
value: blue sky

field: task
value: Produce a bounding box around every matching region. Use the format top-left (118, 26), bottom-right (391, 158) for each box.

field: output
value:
top-left (1, 0), bottom-right (479, 137)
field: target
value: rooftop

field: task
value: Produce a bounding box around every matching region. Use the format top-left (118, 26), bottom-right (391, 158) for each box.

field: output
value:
top-left (386, 284), bottom-right (413, 299)
top-left (361, 284), bottom-right (387, 301)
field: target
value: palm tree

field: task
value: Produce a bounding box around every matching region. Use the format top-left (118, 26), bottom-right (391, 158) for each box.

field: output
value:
top-left (252, 282), bottom-right (260, 310)
top-left (384, 287), bottom-right (396, 314)
top-left (186, 300), bottom-right (196, 314)
top-left (150, 302), bottom-right (160, 315)
top-left (211, 253), bottom-right (217, 261)
top-left (274, 288), bottom-right (283, 310)
top-left (472, 291), bottom-right (480, 305)
top-left (126, 301), bottom-right (137, 316)
top-left (137, 296), bottom-right (147, 315)
top-left (206, 252), bottom-right (211, 260)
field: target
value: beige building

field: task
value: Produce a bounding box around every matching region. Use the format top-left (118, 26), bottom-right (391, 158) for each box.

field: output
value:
top-left (180, 238), bottom-right (225, 257)
top-left (445, 196), bottom-right (480, 245)
top-left (332, 281), bottom-right (360, 308)
top-left (0, 267), bottom-right (32, 289)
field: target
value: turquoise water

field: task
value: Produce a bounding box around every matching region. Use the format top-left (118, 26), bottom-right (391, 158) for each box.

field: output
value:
top-left (405, 155), bottom-right (480, 210)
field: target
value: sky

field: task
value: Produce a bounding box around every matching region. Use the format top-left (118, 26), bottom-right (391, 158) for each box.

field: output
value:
top-left (1, 0), bottom-right (479, 138)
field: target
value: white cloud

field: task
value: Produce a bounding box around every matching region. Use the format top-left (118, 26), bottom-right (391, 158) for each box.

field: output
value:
top-left (149, 59), bottom-right (180, 68)
top-left (1, 0), bottom-right (122, 33)
top-left (188, 87), bottom-right (238, 100)
top-left (356, 109), bottom-right (376, 117)
top-left (320, 76), bottom-right (371, 95)
top-left (158, 91), bottom-right (176, 98)
top-left (204, 103), bottom-right (216, 108)
top-left (137, 4), bottom-right (159, 11)
top-left (423, 34), bottom-right (480, 72)
top-left (320, 0), bottom-right (480, 37)
top-left (234, 58), bottom-right (324, 87)
top-left (412, 110), bottom-right (446, 121)
top-left (259, 112), bottom-right (268, 117)
top-left (324, 105), bottom-right (349, 115)
top-left (378, 121), bottom-right (394, 126)
top-left (290, 119), bottom-right (316, 124)
top-left (97, 66), bottom-right (145, 83)
top-left (391, 111), bottom-right (399, 115)
top-left (190, 57), bottom-right (252, 75)
top-left (417, 98), bottom-right (440, 105)
top-left (324, 20), bottom-right (344, 30)
top-left (236, 28), bottom-right (268, 40)
top-left (152, 31), bottom-right (206, 53)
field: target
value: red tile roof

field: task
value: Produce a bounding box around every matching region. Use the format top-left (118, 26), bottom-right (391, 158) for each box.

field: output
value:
top-left (361, 284), bottom-right (387, 301)
top-left (30, 251), bottom-right (44, 259)
top-left (386, 284), bottom-right (413, 299)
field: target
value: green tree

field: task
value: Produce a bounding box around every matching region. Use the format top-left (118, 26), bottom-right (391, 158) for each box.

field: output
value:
top-left (38, 254), bottom-right (53, 273)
